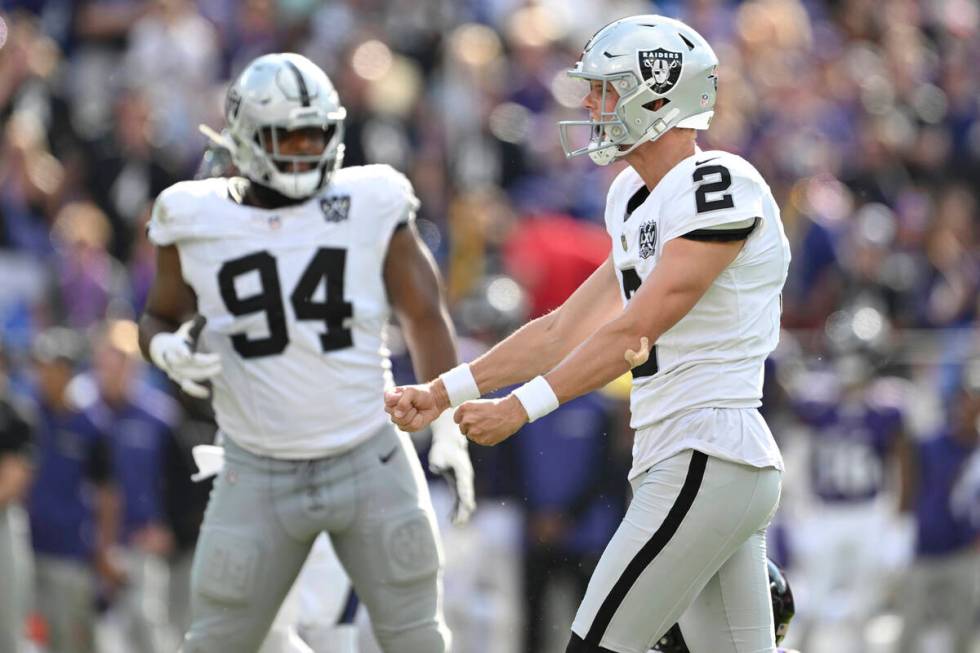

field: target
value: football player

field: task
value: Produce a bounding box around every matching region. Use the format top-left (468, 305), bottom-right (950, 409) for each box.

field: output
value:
top-left (138, 53), bottom-right (474, 652)
top-left (387, 15), bottom-right (791, 653)
top-left (786, 352), bottom-right (911, 652)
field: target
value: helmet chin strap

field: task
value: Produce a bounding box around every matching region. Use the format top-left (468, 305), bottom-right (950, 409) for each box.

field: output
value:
top-left (587, 106), bottom-right (681, 166)
top-left (616, 107), bottom-right (682, 158)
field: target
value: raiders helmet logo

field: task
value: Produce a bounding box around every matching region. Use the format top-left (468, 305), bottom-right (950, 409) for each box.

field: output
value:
top-left (639, 220), bottom-right (657, 259)
top-left (638, 48), bottom-right (682, 94)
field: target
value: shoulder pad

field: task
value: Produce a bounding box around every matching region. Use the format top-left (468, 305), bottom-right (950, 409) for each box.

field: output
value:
top-left (147, 178), bottom-right (230, 246)
top-left (661, 150), bottom-right (770, 242)
top-left (329, 164), bottom-right (420, 228)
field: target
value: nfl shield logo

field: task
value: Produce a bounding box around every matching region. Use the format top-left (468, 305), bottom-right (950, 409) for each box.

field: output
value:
top-left (638, 49), bottom-right (683, 94)
top-left (638, 220), bottom-right (657, 259)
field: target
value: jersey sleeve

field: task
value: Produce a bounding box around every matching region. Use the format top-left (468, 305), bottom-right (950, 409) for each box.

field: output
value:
top-left (147, 184), bottom-right (192, 246)
top-left (381, 166), bottom-right (420, 230)
top-left (146, 180), bottom-right (222, 246)
top-left (351, 165), bottom-right (421, 253)
top-left (355, 165), bottom-right (420, 234)
top-left (661, 155), bottom-right (768, 244)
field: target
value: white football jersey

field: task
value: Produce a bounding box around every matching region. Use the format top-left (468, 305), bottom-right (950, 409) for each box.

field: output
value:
top-left (605, 148), bottom-right (790, 476)
top-left (148, 165), bottom-right (417, 459)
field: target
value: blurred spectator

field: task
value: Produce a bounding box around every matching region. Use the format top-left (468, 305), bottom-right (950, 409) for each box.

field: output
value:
top-left (25, 328), bottom-right (121, 653)
top-left (84, 91), bottom-right (180, 261)
top-left (122, 0), bottom-right (219, 164)
top-left (0, 1), bottom-right (976, 650)
top-left (0, 112), bottom-right (64, 256)
top-left (48, 202), bottom-right (131, 329)
top-left (0, 347), bottom-right (33, 653)
top-left (898, 362), bottom-right (980, 653)
top-left (91, 320), bottom-right (176, 653)
top-left (67, 1), bottom-right (155, 139)
top-left (515, 393), bottom-right (629, 652)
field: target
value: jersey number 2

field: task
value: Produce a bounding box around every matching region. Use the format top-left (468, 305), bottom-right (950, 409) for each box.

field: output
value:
top-left (619, 268), bottom-right (658, 379)
top-left (693, 164), bottom-right (734, 213)
top-left (217, 248), bottom-right (353, 359)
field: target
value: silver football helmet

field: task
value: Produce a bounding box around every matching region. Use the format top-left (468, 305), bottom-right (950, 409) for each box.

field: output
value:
top-left (558, 16), bottom-right (719, 166)
top-left (223, 53), bottom-right (346, 199)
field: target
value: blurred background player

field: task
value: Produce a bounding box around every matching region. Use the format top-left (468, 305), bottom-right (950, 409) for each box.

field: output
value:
top-left (139, 53), bottom-right (474, 651)
top-left (25, 328), bottom-right (122, 653)
top-left (88, 320), bottom-right (177, 653)
top-left (898, 360), bottom-right (980, 653)
top-left (785, 346), bottom-right (912, 652)
top-left (0, 344), bottom-right (33, 653)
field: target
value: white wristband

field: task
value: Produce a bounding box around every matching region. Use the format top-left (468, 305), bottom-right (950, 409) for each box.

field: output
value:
top-left (439, 363), bottom-right (480, 407)
top-left (512, 375), bottom-right (559, 422)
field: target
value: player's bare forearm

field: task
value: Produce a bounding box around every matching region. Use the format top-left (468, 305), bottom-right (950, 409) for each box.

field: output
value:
top-left (385, 223), bottom-right (461, 381)
top-left (403, 311), bottom-right (459, 382)
top-left (467, 255), bottom-right (623, 395)
top-left (138, 245), bottom-right (197, 361)
top-left (546, 238), bottom-right (744, 404)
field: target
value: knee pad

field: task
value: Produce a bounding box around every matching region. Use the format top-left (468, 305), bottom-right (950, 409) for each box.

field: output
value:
top-left (191, 528), bottom-right (261, 605)
top-left (374, 620), bottom-right (451, 653)
top-left (378, 510), bottom-right (442, 584)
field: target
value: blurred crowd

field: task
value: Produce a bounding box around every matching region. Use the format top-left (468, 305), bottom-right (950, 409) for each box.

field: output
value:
top-left (0, 0), bottom-right (978, 652)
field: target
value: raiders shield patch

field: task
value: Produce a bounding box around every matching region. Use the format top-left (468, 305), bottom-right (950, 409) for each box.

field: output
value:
top-left (638, 48), bottom-right (682, 94)
top-left (320, 196), bottom-right (350, 223)
top-left (639, 220), bottom-right (657, 259)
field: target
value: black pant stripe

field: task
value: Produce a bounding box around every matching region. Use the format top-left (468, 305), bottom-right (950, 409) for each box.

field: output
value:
top-left (583, 450), bottom-right (708, 647)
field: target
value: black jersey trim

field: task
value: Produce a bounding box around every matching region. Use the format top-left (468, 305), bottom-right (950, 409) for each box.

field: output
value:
top-left (284, 59), bottom-right (311, 107)
top-left (625, 186), bottom-right (651, 221)
top-left (582, 451), bottom-right (708, 647)
top-left (681, 217), bottom-right (759, 242)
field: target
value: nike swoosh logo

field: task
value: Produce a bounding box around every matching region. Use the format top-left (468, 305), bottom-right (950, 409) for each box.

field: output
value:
top-left (695, 157), bottom-right (719, 166)
top-left (379, 446), bottom-right (399, 464)
top-left (603, 51), bottom-right (629, 59)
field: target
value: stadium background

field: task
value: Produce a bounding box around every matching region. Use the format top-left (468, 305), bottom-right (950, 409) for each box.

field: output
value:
top-left (0, 0), bottom-right (978, 652)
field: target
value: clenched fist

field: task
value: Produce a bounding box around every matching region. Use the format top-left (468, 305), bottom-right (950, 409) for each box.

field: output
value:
top-left (454, 395), bottom-right (529, 447)
top-left (384, 381), bottom-right (450, 432)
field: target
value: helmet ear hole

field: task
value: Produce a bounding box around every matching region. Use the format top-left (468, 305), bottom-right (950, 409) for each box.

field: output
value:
top-left (643, 97), bottom-right (671, 112)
